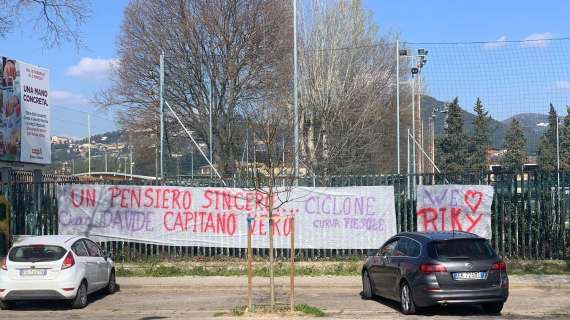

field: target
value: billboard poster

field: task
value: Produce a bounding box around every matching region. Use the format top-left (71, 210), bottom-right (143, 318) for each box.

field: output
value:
top-left (0, 56), bottom-right (50, 164)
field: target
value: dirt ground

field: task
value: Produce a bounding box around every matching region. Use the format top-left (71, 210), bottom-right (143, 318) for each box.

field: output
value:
top-left (2, 275), bottom-right (570, 319)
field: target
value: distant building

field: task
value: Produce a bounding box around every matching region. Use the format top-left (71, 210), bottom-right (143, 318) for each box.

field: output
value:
top-left (198, 164), bottom-right (220, 176)
top-left (51, 136), bottom-right (72, 145)
top-left (486, 148), bottom-right (506, 165)
top-left (488, 153), bottom-right (537, 172)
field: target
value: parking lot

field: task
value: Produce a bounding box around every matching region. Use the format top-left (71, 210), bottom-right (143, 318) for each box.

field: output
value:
top-left (2, 275), bottom-right (570, 319)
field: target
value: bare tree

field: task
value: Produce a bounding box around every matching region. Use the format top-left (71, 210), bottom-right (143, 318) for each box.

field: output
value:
top-left (0, 0), bottom-right (89, 48)
top-left (298, 0), bottom-right (397, 175)
top-left (97, 0), bottom-right (292, 176)
top-left (241, 76), bottom-right (297, 309)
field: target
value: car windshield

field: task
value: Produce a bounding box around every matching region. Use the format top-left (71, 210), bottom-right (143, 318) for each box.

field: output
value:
top-left (8, 245), bottom-right (67, 263)
top-left (428, 239), bottom-right (496, 261)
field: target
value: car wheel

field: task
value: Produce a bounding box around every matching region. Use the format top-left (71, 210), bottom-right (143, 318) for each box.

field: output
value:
top-left (361, 270), bottom-right (375, 299)
top-left (0, 300), bottom-right (12, 310)
top-left (106, 270), bottom-right (117, 294)
top-left (71, 281), bottom-right (88, 309)
top-left (482, 302), bottom-right (504, 314)
top-left (400, 282), bottom-right (417, 315)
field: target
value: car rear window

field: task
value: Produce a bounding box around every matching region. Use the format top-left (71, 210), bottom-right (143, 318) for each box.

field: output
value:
top-left (428, 239), bottom-right (496, 261)
top-left (8, 245), bottom-right (67, 262)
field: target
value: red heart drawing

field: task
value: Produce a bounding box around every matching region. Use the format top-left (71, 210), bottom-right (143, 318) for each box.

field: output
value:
top-left (464, 190), bottom-right (483, 214)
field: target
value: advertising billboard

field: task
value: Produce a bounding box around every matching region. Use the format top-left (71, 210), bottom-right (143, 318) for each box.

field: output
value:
top-left (1, 56), bottom-right (50, 164)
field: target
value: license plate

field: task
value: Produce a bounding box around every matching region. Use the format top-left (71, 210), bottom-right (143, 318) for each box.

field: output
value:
top-left (452, 271), bottom-right (486, 280)
top-left (20, 268), bottom-right (47, 276)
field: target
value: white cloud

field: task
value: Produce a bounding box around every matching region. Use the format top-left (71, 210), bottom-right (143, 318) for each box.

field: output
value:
top-left (66, 57), bottom-right (118, 79)
top-left (521, 32), bottom-right (553, 47)
top-left (484, 35), bottom-right (508, 49)
top-left (555, 80), bottom-right (570, 90)
top-left (51, 90), bottom-right (88, 106)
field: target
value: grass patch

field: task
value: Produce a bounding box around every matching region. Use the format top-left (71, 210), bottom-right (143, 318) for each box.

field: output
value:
top-left (115, 259), bottom-right (570, 277)
top-left (295, 303), bottom-right (325, 317)
top-left (220, 304), bottom-right (324, 317)
top-left (116, 260), bottom-right (362, 277)
top-left (507, 260), bottom-right (570, 275)
top-left (231, 305), bottom-right (246, 316)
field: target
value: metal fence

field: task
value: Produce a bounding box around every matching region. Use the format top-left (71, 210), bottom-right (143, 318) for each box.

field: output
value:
top-left (3, 171), bottom-right (570, 261)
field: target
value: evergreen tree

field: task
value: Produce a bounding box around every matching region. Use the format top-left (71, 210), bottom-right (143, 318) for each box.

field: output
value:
top-left (502, 119), bottom-right (527, 172)
top-left (438, 97), bottom-right (468, 173)
top-left (560, 106), bottom-right (570, 171)
top-left (537, 104), bottom-right (558, 171)
top-left (469, 98), bottom-right (491, 172)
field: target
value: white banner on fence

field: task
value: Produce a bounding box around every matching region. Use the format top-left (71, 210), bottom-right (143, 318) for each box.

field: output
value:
top-left (416, 185), bottom-right (494, 239)
top-left (57, 185), bottom-right (397, 249)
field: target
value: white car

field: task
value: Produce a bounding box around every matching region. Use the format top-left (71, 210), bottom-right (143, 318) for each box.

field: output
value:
top-left (0, 235), bottom-right (116, 309)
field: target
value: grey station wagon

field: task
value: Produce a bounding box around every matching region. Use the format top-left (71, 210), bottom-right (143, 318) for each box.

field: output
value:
top-left (361, 231), bottom-right (508, 315)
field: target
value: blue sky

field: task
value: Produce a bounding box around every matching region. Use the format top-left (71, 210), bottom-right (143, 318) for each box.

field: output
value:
top-left (2, 0), bottom-right (570, 138)
top-left (364, 0), bottom-right (570, 43)
top-left (1, 0), bottom-right (128, 138)
top-left (364, 0), bottom-right (570, 121)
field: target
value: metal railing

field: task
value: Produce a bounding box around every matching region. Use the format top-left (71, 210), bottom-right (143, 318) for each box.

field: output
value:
top-left (3, 171), bottom-right (569, 261)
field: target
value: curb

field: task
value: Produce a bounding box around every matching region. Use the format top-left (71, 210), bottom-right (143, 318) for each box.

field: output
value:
top-left (117, 281), bottom-right (570, 290)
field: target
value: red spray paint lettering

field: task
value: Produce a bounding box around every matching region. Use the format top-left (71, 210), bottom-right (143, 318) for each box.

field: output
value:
top-left (416, 188), bottom-right (485, 232)
top-left (70, 188), bottom-right (96, 208)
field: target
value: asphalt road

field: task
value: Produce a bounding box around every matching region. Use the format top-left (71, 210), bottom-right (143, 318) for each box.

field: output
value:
top-left (2, 275), bottom-right (570, 319)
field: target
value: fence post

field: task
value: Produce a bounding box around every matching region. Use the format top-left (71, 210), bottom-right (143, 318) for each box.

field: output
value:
top-left (32, 169), bottom-right (43, 235)
top-left (290, 216), bottom-right (295, 312)
top-left (247, 217), bottom-right (253, 312)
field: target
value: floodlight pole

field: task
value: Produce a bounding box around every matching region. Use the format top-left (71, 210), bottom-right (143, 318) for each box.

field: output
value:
top-left (556, 117), bottom-right (562, 226)
top-left (159, 51), bottom-right (165, 180)
top-left (209, 81), bottom-right (213, 179)
top-left (407, 128), bottom-right (411, 198)
top-left (293, 0), bottom-right (299, 185)
top-left (556, 117), bottom-right (560, 189)
top-left (418, 72), bottom-right (422, 179)
top-left (420, 120), bottom-right (424, 182)
top-left (396, 40), bottom-right (400, 174)
top-left (411, 61), bottom-right (416, 178)
top-left (431, 115), bottom-right (435, 176)
top-left (87, 113), bottom-right (91, 175)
